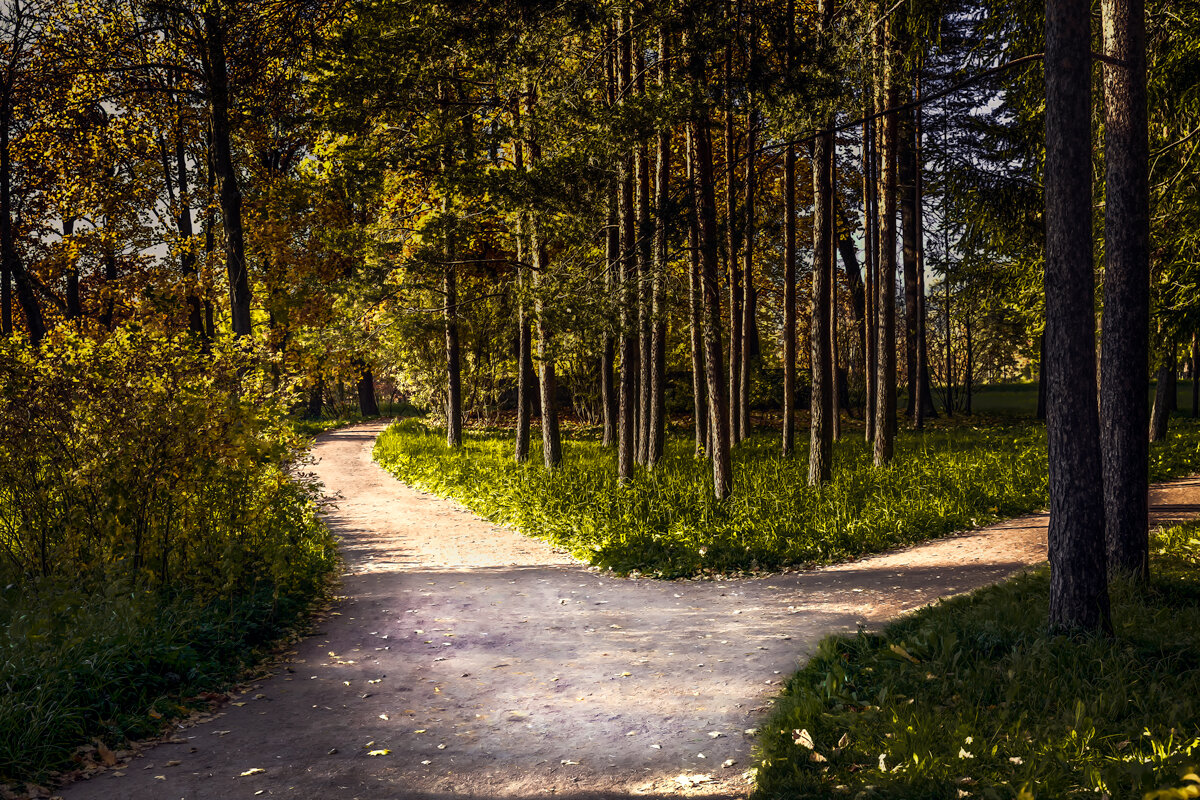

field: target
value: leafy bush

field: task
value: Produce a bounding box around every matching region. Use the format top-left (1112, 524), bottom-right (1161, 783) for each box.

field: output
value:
top-left (0, 327), bottom-right (337, 781)
top-left (753, 521), bottom-right (1200, 800)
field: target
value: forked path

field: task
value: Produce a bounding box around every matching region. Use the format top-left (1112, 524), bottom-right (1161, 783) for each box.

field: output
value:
top-left (61, 421), bottom-right (1200, 800)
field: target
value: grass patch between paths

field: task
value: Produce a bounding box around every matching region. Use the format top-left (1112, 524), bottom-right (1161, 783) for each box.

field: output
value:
top-left (753, 520), bottom-right (1200, 800)
top-left (373, 417), bottom-right (1200, 578)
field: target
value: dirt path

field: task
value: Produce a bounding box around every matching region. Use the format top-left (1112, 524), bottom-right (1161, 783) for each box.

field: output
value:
top-left (60, 420), bottom-right (1200, 800)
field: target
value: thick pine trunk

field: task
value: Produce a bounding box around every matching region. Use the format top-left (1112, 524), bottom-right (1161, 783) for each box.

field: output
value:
top-left (204, 10), bottom-right (252, 337)
top-left (1100, 0), bottom-right (1150, 581)
top-left (636, 56), bottom-right (652, 464)
top-left (1045, 0), bottom-right (1111, 633)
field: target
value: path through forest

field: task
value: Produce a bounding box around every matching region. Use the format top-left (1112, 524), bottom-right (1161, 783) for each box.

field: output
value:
top-left (59, 420), bottom-right (1200, 800)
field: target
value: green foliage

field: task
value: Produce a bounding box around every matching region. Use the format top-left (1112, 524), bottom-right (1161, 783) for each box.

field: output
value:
top-left (374, 416), bottom-right (1199, 579)
top-left (753, 521), bottom-right (1200, 800)
top-left (0, 327), bottom-right (338, 781)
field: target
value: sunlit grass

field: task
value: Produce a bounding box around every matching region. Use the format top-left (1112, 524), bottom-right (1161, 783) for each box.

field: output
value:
top-left (375, 415), bottom-right (1197, 578)
top-left (753, 520), bottom-right (1200, 800)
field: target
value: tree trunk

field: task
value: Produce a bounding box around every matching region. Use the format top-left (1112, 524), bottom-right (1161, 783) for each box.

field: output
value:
top-left (687, 128), bottom-right (709, 457)
top-left (900, 100), bottom-right (920, 421)
top-left (1100, 0), bottom-right (1150, 581)
top-left (693, 111), bottom-right (732, 500)
top-left (617, 9), bottom-right (637, 483)
top-left (648, 30), bottom-right (670, 468)
top-left (514, 132), bottom-right (533, 463)
top-left (636, 45), bottom-right (652, 464)
top-left (835, 203), bottom-right (867, 401)
top-left (945, 271), bottom-right (955, 416)
top-left (0, 115), bottom-right (44, 342)
top-left (809, 111), bottom-right (834, 482)
top-left (874, 17), bottom-right (898, 466)
top-left (1149, 353), bottom-right (1174, 443)
top-left (174, 122), bottom-right (204, 338)
top-left (601, 194), bottom-right (618, 447)
top-left (782, 31), bottom-right (797, 456)
top-left (739, 111), bottom-right (758, 441)
top-left (1045, 0), bottom-right (1111, 633)
top-left (442, 142), bottom-right (463, 448)
top-left (356, 361), bottom-right (379, 417)
top-left (863, 103), bottom-right (878, 441)
top-left (204, 9), bottom-right (252, 337)
top-left (725, 38), bottom-right (742, 447)
top-left (307, 376), bottom-right (324, 419)
top-left (964, 306), bottom-right (973, 414)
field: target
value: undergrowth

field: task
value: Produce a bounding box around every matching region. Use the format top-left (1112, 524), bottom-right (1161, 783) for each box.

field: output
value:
top-left (753, 520), bottom-right (1200, 800)
top-left (373, 417), bottom-right (1200, 578)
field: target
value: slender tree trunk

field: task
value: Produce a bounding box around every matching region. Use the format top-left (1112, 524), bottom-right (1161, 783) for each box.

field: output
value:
top-left (913, 82), bottom-right (936, 421)
top-left (874, 18), bottom-right (898, 466)
top-left (782, 6), bottom-right (797, 454)
top-left (0, 116), bottom-right (43, 342)
top-left (514, 133), bottom-right (533, 463)
top-left (636, 45), bottom-right (652, 464)
top-left (617, 9), bottom-right (637, 483)
top-left (602, 194), bottom-right (618, 447)
top-left (174, 123), bottom-right (204, 338)
top-left (864, 105), bottom-right (878, 441)
top-left (693, 111), bottom-right (732, 500)
top-left (525, 90), bottom-right (560, 469)
top-left (204, 9), bottom-right (252, 337)
top-left (1149, 351), bottom-right (1174, 443)
top-left (1100, 0), bottom-right (1150, 581)
top-left (900, 100), bottom-right (920, 421)
top-left (687, 129), bottom-right (709, 456)
top-left (648, 31), bottom-right (670, 468)
top-left (809, 94), bottom-right (835, 482)
top-left (725, 38), bottom-right (742, 446)
top-left (964, 306), bottom-right (974, 414)
top-left (740, 110), bottom-right (758, 441)
top-left (945, 272), bottom-right (955, 416)
top-left (835, 202), bottom-right (867, 402)
top-left (442, 121), bottom-right (463, 448)
top-left (1045, 0), bottom-right (1110, 633)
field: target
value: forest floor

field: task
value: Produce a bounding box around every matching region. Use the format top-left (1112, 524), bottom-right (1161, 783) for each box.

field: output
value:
top-left (54, 419), bottom-right (1200, 800)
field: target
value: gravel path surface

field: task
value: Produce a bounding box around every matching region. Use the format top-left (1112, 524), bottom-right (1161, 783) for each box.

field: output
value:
top-left (58, 420), bottom-right (1200, 800)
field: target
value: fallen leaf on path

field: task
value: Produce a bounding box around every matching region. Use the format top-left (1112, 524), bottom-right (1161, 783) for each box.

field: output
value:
top-left (561, 760), bottom-right (579, 765)
top-left (379, 713), bottom-right (389, 720)
top-left (154, 775), bottom-right (166, 780)
top-left (368, 750), bottom-right (391, 756)
top-left (708, 732), bottom-right (724, 739)
top-left (675, 774), bottom-right (714, 788)
top-left (165, 760), bottom-right (180, 767)
top-left (239, 768), bottom-right (266, 777)
top-left (793, 729), bottom-right (814, 749)
top-left (96, 741), bottom-right (117, 767)
top-left (722, 759), bottom-right (737, 768)
top-left (421, 760), bottom-right (431, 765)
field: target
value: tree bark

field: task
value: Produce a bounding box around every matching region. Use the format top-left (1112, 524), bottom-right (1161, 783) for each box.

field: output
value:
top-left (725, 36), bottom-right (742, 446)
top-left (63, 217), bottom-right (80, 321)
top-left (601, 193), bottom-right (618, 447)
top-left (442, 118), bottom-right (463, 448)
top-left (863, 103), bottom-right (878, 441)
top-left (636, 43), bottom-right (652, 464)
top-left (809, 0), bottom-right (835, 483)
top-left (693, 112), bottom-right (732, 500)
top-left (739, 110), bottom-right (758, 441)
top-left (1045, 0), bottom-right (1111, 633)
top-left (648, 31), bottom-right (670, 468)
top-left (874, 17), bottom-right (898, 466)
top-left (687, 128), bottom-right (709, 457)
top-left (900, 100), bottom-right (920, 421)
top-left (1149, 353), bottom-right (1174, 443)
top-left (514, 132), bottom-right (533, 464)
top-left (0, 115), bottom-right (43, 342)
top-left (617, 9), bottom-right (637, 483)
top-left (204, 8), bottom-right (252, 337)
top-left (1100, 0), bottom-right (1150, 581)
top-left (1193, 331), bottom-right (1199, 418)
top-left (173, 122), bottom-right (204, 338)
top-left (782, 15), bottom-right (797, 456)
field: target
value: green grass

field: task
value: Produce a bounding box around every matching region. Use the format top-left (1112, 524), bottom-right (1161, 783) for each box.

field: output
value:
top-left (753, 520), bottom-right (1200, 800)
top-left (0, 578), bottom-right (330, 783)
top-left (374, 416), bottom-right (1200, 578)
